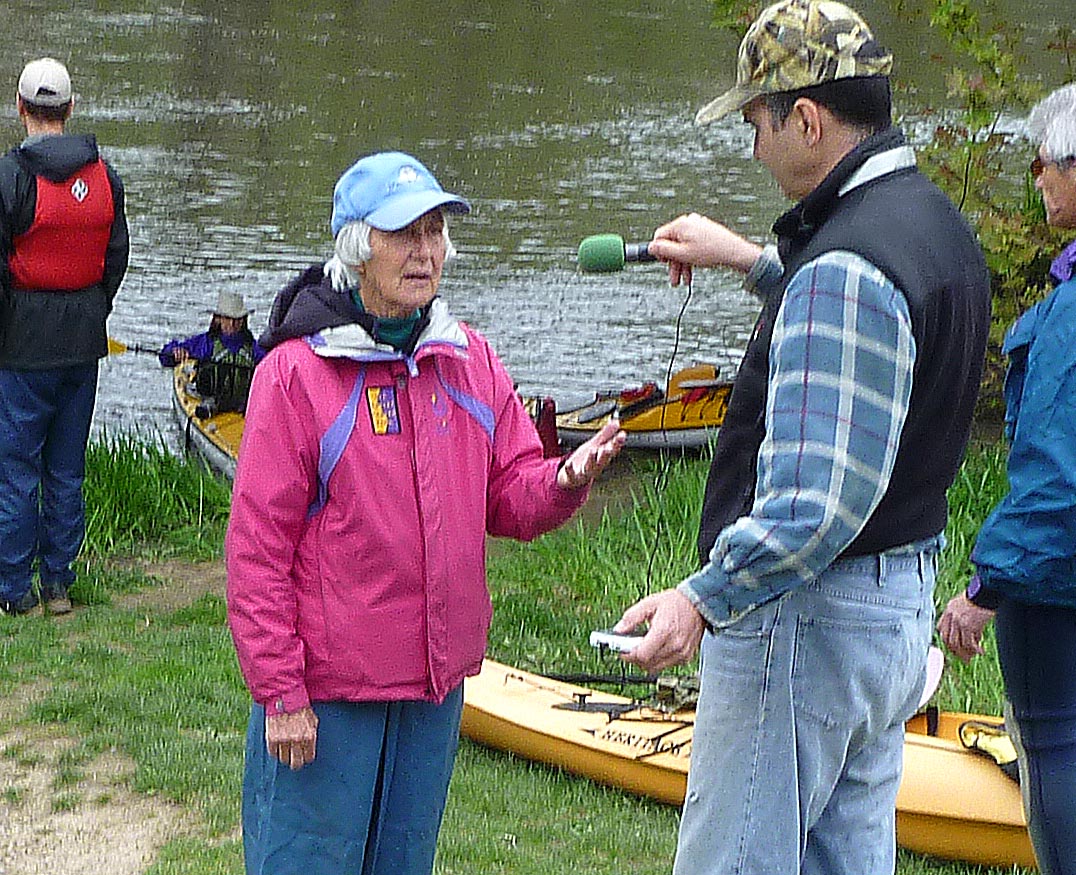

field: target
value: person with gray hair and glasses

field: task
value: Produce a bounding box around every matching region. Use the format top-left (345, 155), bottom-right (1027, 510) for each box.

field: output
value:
top-left (939, 82), bottom-right (1076, 875)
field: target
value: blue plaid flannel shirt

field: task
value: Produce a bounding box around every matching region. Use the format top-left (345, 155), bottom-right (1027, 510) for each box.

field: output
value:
top-left (679, 248), bottom-right (916, 629)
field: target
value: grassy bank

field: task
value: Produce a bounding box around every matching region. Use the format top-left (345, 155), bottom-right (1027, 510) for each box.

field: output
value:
top-left (0, 436), bottom-right (1023, 874)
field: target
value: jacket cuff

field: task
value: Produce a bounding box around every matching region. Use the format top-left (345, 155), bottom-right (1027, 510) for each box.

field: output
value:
top-left (966, 572), bottom-right (1002, 610)
top-left (259, 686), bottom-right (311, 716)
top-left (675, 580), bottom-right (719, 631)
top-left (743, 244), bottom-right (783, 301)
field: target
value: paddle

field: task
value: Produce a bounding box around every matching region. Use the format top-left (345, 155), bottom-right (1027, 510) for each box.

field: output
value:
top-left (107, 337), bottom-right (161, 356)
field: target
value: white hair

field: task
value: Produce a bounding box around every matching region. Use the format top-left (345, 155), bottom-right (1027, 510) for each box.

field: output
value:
top-left (325, 217), bottom-right (458, 292)
top-left (1028, 82), bottom-right (1076, 163)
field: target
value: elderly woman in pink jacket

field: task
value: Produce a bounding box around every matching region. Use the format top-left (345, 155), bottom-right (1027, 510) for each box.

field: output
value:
top-left (225, 151), bottom-right (624, 875)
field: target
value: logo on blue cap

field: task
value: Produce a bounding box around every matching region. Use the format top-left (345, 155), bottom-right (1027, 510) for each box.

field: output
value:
top-left (331, 152), bottom-right (471, 236)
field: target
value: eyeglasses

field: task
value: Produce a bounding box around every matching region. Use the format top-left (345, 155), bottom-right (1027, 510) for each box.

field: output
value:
top-left (1031, 154), bottom-right (1076, 178)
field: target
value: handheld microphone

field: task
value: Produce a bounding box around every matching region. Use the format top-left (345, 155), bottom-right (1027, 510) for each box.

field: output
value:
top-left (577, 233), bottom-right (658, 273)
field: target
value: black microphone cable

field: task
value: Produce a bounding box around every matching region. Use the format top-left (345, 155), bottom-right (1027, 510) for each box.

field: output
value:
top-left (643, 275), bottom-right (694, 596)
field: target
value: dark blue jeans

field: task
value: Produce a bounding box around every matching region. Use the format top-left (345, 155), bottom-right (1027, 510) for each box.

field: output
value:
top-left (0, 364), bottom-right (97, 603)
top-left (996, 599), bottom-right (1076, 875)
top-left (243, 689), bottom-right (463, 875)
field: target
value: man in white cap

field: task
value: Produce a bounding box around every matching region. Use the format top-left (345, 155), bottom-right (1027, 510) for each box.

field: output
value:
top-left (0, 58), bottom-right (129, 616)
top-left (611, 2), bottom-right (992, 873)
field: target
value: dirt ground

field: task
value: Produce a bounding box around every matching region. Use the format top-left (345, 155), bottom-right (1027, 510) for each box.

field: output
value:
top-left (0, 560), bottom-right (227, 875)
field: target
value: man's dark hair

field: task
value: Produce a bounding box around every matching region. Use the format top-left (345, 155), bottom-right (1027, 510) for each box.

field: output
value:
top-left (763, 76), bottom-right (891, 135)
top-left (21, 101), bottom-right (71, 123)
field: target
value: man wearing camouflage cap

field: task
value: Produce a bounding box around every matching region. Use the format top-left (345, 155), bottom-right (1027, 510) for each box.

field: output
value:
top-left (613, 2), bottom-right (991, 872)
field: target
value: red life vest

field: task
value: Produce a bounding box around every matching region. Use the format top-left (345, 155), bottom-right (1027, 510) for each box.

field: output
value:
top-left (7, 159), bottom-right (114, 291)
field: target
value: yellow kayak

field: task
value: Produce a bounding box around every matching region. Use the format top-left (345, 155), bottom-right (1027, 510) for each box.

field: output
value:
top-left (461, 659), bottom-right (1035, 869)
top-left (170, 362), bottom-right (243, 479)
top-left (532, 363), bottom-right (733, 451)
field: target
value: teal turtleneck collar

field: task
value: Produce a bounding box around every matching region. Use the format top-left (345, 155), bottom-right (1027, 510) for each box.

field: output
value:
top-left (349, 287), bottom-right (425, 352)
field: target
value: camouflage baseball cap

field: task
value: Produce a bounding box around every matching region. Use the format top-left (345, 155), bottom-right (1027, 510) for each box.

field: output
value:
top-left (696, 0), bottom-right (892, 125)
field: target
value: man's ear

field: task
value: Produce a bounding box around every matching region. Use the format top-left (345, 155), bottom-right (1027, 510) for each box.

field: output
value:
top-left (791, 98), bottom-right (824, 147)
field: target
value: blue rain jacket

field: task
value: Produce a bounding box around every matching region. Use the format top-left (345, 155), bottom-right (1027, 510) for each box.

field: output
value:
top-left (972, 254), bottom-right (1076, 609)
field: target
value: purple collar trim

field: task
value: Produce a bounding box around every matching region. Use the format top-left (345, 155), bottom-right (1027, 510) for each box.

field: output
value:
top-left (1051, 238), bottom-right (1076, 284)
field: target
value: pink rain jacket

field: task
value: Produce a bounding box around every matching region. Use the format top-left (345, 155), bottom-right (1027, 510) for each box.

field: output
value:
top-left (226, 303), bottom-right (584, 713)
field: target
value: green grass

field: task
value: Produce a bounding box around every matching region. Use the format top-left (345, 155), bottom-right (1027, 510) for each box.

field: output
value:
top-left (482, 443), bottom-right (1025, 875)
top-left (485, 453), bottom-right (708, 677)
top-left (0, 436), bottom-right (245, 868)
top-left (82, 432), bottom-right (232, 561)
top-left (438, 743), bottom-right (679, 874)
top-left (0, 436), bottom-right (1027, 874)
top-left (934, 441), bottom-right (1012, 716)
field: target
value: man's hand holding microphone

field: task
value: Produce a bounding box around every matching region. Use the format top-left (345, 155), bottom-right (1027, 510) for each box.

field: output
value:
top-left (578, 214), bottom-right (763, 287)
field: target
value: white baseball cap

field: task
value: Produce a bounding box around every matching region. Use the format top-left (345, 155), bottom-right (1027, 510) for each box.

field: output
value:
top-left (18, 58), bottom-right (72, 108)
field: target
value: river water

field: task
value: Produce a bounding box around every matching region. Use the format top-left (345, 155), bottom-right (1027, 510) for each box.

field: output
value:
top-left (1, 0), bottom-right (1070, 448)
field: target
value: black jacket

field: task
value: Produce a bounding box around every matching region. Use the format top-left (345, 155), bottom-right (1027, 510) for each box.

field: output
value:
top-left (260, 263), bottom-right (432, 356)
top-left (0, 132), bottom-right (129, 368)
top-left (259, 265), bottom-right (358, 351)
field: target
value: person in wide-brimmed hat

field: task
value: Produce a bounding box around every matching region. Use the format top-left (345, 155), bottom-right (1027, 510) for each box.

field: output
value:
top-left (225, 151), bottom-right (626, 875)
top-left (159, 290), bottom-right (265, 412)
top-left (159, 290), bottom-right (262, 365)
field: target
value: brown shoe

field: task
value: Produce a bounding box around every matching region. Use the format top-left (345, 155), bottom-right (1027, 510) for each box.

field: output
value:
top-left (45, 596), bottom-right (73, 616)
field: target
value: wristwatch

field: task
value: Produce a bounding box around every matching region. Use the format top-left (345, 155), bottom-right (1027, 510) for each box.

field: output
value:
top-left (965, 572), bottom-right (1001, 610)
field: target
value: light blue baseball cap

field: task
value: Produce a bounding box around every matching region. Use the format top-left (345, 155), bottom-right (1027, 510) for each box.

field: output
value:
top-left (331, 151), bottom-right (471, 236)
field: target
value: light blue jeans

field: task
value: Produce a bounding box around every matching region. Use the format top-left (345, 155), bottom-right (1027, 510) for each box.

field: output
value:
top-left (674, 552), bottom-right (936, 875)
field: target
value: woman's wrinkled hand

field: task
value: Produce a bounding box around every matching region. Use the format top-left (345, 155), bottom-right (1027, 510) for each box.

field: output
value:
top-left (937, 593), bottom-right (995, 663)
top-left (557, 420), bottom-right (627, 489)
top-left (265, 706), bottom-right (319, 770)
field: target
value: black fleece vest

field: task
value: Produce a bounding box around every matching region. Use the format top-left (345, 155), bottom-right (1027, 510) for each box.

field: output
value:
top-left (697, 130), bottom-right (991, 564)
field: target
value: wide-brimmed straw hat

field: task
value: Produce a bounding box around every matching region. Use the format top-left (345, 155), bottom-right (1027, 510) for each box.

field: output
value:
top-left (208, 291), bottom-right (252, 319)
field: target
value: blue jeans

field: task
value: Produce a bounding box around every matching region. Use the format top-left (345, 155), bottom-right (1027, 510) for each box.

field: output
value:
top-left (242, 689), bottom-right (463, 875)
top-left (0, 365), bottom-right (98, 603)
top-left (996, 600), bottom-right (1076, 875)
top-left (674, 552), bottom-right (936, 875)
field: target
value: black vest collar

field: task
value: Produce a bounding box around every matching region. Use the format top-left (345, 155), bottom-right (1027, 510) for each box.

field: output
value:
top-left (773, 127), bottom-right (907, 261)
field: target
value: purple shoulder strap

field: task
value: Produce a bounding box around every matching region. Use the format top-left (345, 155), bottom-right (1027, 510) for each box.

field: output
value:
top-left (306, 359), bottom-right (496, 517)
top-left (307, 366), bottom-right (366, 518)
top-left (433, 358), bottom-right (495, 443)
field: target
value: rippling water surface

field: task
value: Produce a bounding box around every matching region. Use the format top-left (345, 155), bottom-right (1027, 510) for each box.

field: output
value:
top-left (1, 0), bottom-right (1069, 449)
